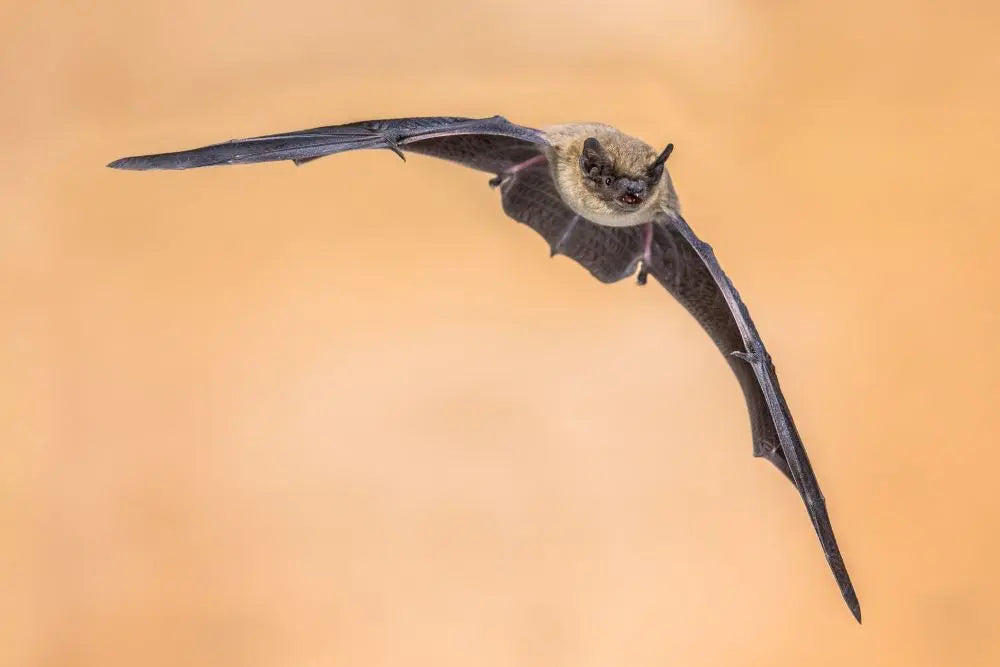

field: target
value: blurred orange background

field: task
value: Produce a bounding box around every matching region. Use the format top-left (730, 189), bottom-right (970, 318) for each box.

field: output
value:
top-left (3, 1), bottom-right (999, 665)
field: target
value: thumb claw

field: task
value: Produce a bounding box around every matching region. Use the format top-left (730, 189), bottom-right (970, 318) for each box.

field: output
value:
top-left (384, 136), bottom-right (406, 161)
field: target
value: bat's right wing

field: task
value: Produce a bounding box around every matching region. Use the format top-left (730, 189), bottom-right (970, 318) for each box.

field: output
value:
top-left (107, 115), bottom-right (548, 175)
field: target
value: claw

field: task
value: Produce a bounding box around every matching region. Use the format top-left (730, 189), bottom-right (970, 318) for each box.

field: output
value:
top-left (730, 350), bottom-right (758, 364)
top-left (383, 135), bottom-right (406, 161)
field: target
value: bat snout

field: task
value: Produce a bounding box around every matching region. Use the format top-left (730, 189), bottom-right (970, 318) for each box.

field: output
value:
top-left (625, 180), bottom-right (645, 193)
top-left (615, 178), bottom-right (647, 208)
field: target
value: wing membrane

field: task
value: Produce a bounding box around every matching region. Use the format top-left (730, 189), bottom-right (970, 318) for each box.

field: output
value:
top-left (648, 212), bottom-right (861, 622)
top-left (107, 115), bottom-right (546, 171)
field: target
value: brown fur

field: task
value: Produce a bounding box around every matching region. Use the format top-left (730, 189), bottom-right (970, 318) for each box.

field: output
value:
top-left (542, 123), bottom-right (680, 227)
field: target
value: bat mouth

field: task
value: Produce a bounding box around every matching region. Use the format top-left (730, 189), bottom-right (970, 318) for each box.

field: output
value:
top-left (618, 193), bottom-right (643, 207)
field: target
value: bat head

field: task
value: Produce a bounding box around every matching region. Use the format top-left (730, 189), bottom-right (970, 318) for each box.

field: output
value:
top-left (578, 137), bottom-right (671, 213)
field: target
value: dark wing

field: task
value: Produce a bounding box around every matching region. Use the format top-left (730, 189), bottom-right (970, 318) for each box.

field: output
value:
top-left (644, 216), bottom-right (804, 479)
top-left (649, 213), bottom-right (860, 623)
top-left (498, 169), bottom-right (859, 621)
top-left (107, 115), bottom-right (547, 174)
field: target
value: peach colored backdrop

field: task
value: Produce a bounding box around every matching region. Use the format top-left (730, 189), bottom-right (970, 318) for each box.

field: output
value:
top-left (3, 1), bottom-right (998, 665)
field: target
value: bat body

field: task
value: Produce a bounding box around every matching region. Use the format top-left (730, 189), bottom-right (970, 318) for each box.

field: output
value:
top-left (109, 115), bottom-right (861, 622)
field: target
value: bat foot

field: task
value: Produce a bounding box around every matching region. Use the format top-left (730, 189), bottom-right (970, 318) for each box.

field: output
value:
top-left (635, 221), bottom-right (654, 285)
top-left (488, 174), bottom-right (507, 189)
top-left (636, 262), bottom-right (649, 285)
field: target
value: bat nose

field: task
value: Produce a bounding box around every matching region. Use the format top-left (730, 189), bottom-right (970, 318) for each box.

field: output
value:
top-left (621, 179), bottom-right (646, 195)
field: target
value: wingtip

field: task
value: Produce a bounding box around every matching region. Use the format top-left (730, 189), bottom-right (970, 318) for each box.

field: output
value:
top-left (842, 585), bottom-right (862, 624)
top-left (848, 597), bottom-right (862, 624)
top-left (107, 157), bottom-right (149, 170)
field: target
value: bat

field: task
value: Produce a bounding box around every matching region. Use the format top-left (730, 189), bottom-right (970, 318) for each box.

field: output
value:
top-left (108, 115), bottom-right (861, 622)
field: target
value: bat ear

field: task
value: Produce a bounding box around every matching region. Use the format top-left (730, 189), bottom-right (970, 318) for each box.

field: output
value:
top-left (650, 143), bottom-right (673, 170)
top-left (580, 137), bottom-right (610, 178)
top-left (647, 143), bottom-right (673, 181)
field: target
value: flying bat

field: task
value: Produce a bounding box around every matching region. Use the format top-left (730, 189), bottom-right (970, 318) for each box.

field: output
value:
top-left (108, 115), bottom-right (861, 622)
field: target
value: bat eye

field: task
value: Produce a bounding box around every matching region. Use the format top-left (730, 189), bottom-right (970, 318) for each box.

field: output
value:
top-left (604, 177), bottom-right (613, 186)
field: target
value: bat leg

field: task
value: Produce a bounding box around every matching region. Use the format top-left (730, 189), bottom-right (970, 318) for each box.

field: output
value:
top-left (489, 154), bottom-right (547, 188)
top-left (636, 222), bottom-right (654, 285)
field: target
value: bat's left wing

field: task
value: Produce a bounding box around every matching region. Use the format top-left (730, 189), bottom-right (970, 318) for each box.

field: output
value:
top-left (107, 115), bottom-right (548, 175)
top-left (496, 170), bottom-right (860, 621)
top-left (645, 211), bottom-right (861, 623)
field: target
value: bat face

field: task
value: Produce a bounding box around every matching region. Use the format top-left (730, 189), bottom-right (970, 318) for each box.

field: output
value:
top-left (579, 137), bottom-right (662, 213)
